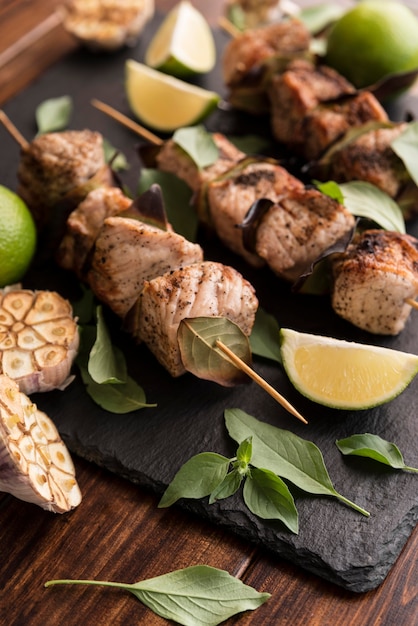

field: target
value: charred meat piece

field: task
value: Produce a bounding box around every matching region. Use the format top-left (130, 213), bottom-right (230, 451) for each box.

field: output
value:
top-left (17, 129), bottom-right (113, 228)
top-left (268, 61), bottom-right (388, 159)
top-left (57, 186), bottom-right (132, 277)
top-left (133, 261), bottom-right (258, 377)
top-left (87, 216), bottom-right (204, 318)
top-left (206, 158), bottom-right (303, 266)
top-left (331, 229), bottom-right (418, 335)
top-left (156, 132), bottom-right (246, 193)
top-left (255, 187), bottom-right (356, 282)
top-left (223, 18), bottom-right (311, 87)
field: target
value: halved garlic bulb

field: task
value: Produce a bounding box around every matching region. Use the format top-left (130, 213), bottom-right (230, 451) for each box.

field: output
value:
top-left (0, 374), bottom-right (82, 512)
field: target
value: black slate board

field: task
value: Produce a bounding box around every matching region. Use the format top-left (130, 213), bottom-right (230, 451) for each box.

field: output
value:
top-left (2, 11), bottom-right (418, 593)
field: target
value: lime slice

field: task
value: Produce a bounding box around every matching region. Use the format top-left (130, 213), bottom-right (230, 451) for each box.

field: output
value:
top-left (280, 328), bottom-right (418, 410)
top-left (125, 59), bottom-right (220, 132)
top-left (145, 0), bottom-right (216, 77)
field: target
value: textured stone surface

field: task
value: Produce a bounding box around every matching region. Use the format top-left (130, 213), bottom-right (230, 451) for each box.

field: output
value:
top-left (2, 13), bottom-right (418, 593)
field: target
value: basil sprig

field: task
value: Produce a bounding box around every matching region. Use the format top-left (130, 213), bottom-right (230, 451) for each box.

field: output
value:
top-left (336, 433), bottom-right (418, 472)
top-left (159, 409), bottom-right (369, 534)
top-left (45, 565), bottom-right (270, 626)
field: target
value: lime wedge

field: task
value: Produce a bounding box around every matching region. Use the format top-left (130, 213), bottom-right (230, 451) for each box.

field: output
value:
top-left (125, 59), bottom-right (220, 133)
top-left (145, 0), bottom-right (216, 77)
top-left (280, 328), bottom-right (418, 410)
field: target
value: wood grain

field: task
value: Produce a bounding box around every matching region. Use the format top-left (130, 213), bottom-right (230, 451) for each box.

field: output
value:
top-left (1, 1), bottom-right (418, 625)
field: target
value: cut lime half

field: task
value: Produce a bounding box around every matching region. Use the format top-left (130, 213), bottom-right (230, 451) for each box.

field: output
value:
top-left (125, 59), bottom-right (220, 133)
top-left (145, 0), bottom-right (216, 77)
top-left (280, 328), bottom-right (418, 410)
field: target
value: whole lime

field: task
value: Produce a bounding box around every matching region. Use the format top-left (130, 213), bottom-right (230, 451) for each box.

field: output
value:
top-left (0, 185), bottom-right (37, 287)
top-left (325, 0), bottom-right (418, 88)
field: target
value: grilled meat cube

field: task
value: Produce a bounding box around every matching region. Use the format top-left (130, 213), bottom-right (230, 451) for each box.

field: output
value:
top-left (156, 132), bottom-right (246, 193)
top-left (207, 159), bottom-right (303, 266)
top-left (17, 129), bottom-right (112, 227)
top-left (134, 261), bottom-right (258, 377)
top-left (57, 187), bottom-right (132, 277)
top-left (331, 229), bottom-right (418, 335)
top-left (268, 62), bottom-right (388, 159)
top-left (87, 216), bottom-right (204, 318)
top-left (223, 18), bottom-right (311, 88)
top-left (255, 187), bottom-right (356, 281)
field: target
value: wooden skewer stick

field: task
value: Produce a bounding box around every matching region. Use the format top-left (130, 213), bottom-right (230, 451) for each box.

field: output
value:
top-left (91, 99), bottom-right (163, 146)
top-left (405, 298), bottom-right (418, 310)
top-left (216, 339), bottom-right (308, 424)
top-left (0, 110), bottom-right (29, 150)
top-left (218, 15), bottom-right (241, 38)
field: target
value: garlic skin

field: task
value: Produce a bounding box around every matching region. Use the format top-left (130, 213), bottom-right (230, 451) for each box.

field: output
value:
top-left (0, 375), bottom-right (82, 513)
top-left (0, 288), bottom-right (79, 395)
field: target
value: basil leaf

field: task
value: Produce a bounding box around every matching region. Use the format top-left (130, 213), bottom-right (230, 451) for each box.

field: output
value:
top-left (250, 307), bottom-right (282, 364)
top-left (45, 565), bottom-right (271, 626)
top-left (225, 409), bottom-right (369, 516)
top-left (173, 125), bottom-right (219, 169)
top-left (227, 134), bottom-right (272, 156)
top-left (236, 436), bottom-right (252, 465)
top-left (159, 453), bottom-right (230, 508)
top-left (137, 168), bottom-right (197, 241)
top-left (71, 285), bottom-right (96, 325)
top-left (336, 433), bottom-right (418, 472)
top-left (103, 137), bottom-right (129, 171)
top-left (36, 95), bottom-right (72, 133)
top-left (209, 470), bottom-right (242, 504)
top-left (339, 181), bottom-right (406, 233)
top-left (299, 3), bottom-right (344, 34)
top-left (79, 365), bottom-right (155, 413)
top-left (178, 317), bottom-right (251, 386)
top-left (391, 121), bottom-right (418, 187)
top-left (88, 306), bottom-right (127, 384)
top-left (243, 467), bottom-right (299, 534)
top-left (314, 179), bottom-right (344, 204)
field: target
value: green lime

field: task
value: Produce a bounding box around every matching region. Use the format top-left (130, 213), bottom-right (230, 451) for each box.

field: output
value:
top-left (0, 185), bottom-right (37, 287)
top-left (280, 328), bottom-right (418, 410)
top-left (125, 59), bottom-right (220, 132)
top-left (145, 0), bottom-right (216, 77)
top-left (325, 0), bottom-right (418, 88)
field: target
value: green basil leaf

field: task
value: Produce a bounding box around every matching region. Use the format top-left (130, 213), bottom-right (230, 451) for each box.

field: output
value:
top-left (236, 436), bottom-right (252, 465)
top-left (299, 3), bottom-right (344, 34)
top-left (339, 181), bottom-right (406, 233)
top-left (173, 125), bottom-right (219, 169)
top-left (209, 470), bottom-right (243, 504)
top-left (314, 179), bottom-right (344, 204)
top-left (336, 433), bottom-right (418, 472)
top-left (225, 409), bottom-right (369, 516)
top-left (178, 317), bottom-right (251, 386)
top-left (250, 307), bottom-right (282, 363)
top-left (45, 565), bottom-right (271, 626)
top-left (36, 95), bottom-right (73, 133)
top-left (103, 137), bottom-right (129, 171)
top-left (79, 365), bottom-right (155, 413)
top-left (227, 134), bottom-right (272, 156)
top-left (88, 306), bottom-right (127, 384)
top-left (71, 285), bottom-right (96, 325)
top-left (137, 168), bottom-right (197, 240)
top-left (391, 121), bottom-right (418, 187)
top-left (243, 467), bottom-right (299, 534)
top-left (159, 453), bottom-right (230, 508)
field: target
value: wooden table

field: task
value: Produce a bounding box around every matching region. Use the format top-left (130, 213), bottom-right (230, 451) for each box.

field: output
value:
top-left (1, 2), bottom-right (417, 624)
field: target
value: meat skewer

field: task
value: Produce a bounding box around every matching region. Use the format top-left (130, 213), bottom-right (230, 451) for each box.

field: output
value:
top-left (0, 111), bottom-right (306, 423)
top-left (88, 101), bottom-right (418, 336)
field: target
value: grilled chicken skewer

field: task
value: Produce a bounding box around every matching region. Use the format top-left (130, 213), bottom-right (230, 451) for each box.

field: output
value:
top-left (0, 374), bottom-right (82, 512)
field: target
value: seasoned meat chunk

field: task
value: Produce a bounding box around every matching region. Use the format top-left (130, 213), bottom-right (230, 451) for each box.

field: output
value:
top-left (255, 187), bottom-right (356, 281)
top-left (331, 230), bottom-right (418, 335)
top-left (87, 216), bottom-right (203, 318)
top-left (207, 159), bottom-right (303, 265)
top-left (135, 261), bottom-right (258, 376)
top-left (57, 187), bottom-right (132, 277)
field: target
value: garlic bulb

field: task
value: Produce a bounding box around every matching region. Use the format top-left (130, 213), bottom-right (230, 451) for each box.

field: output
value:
top-left (0, 375), bottom-right (82, 512)
top-left (0, 287), bottom-right (79, 395)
